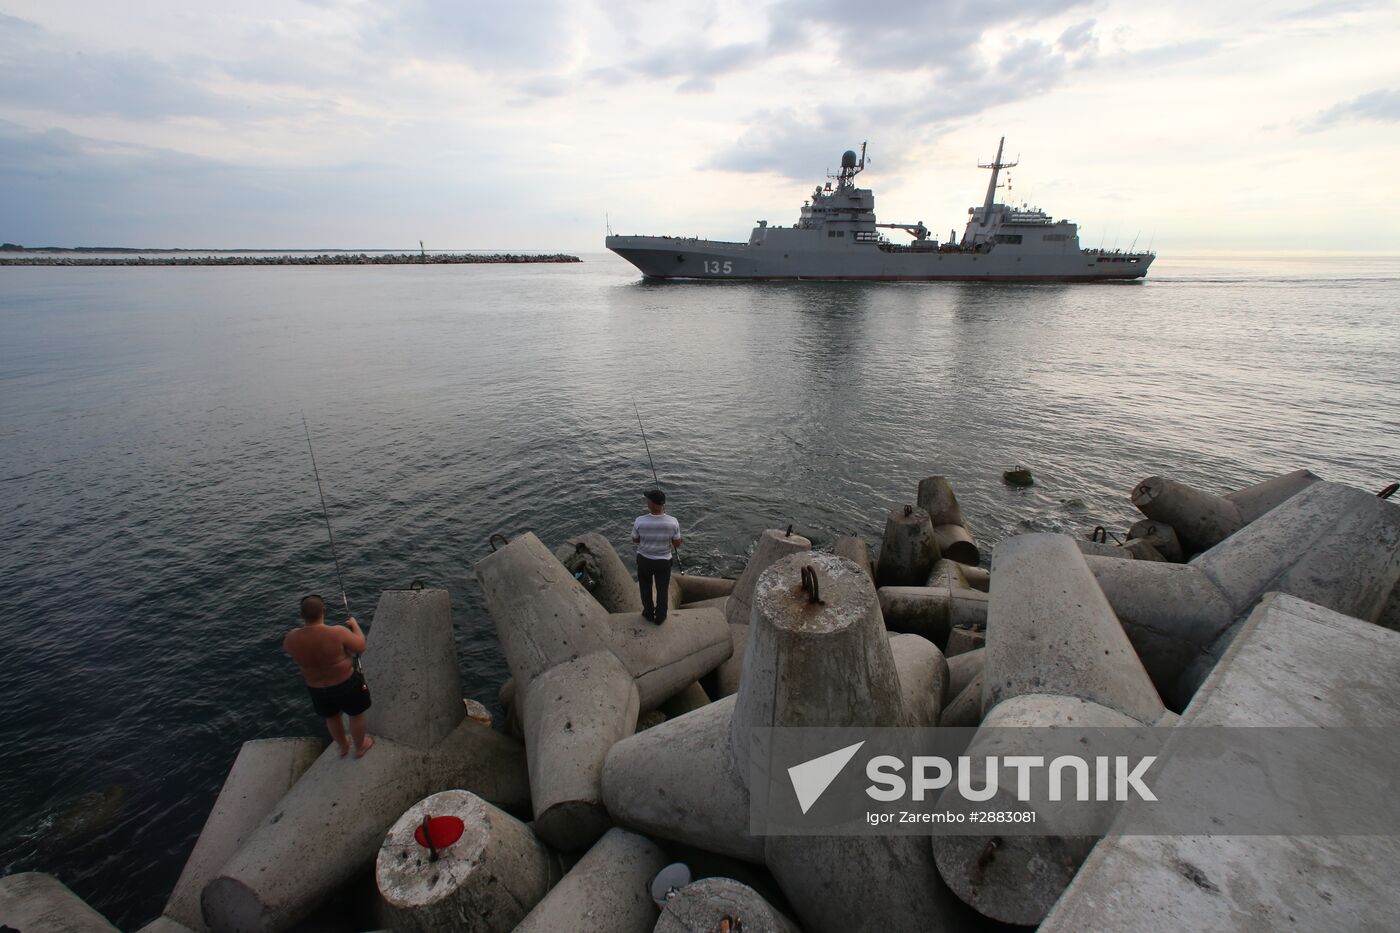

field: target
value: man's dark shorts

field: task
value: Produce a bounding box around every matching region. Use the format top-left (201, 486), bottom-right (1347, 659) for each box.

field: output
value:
top-left (307, 670), bottom-right (372, 718)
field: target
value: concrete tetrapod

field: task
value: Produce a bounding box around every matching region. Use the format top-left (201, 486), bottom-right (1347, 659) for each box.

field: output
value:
top-left (654, 877), bottom-right (800, 933)
top-left (476, 533), bottom-right (730, 851)
top-left (202, 589), bottom-right (530, 933)
top-left (1126, 519), bottom-right (1184, 563)
top-left (833, 534), bottom-right (875, 581)
top-left (744, 552), bottom-right (971, 933)
top-left (982, 533), bottom-right (1165, 725)
top-left (916, 475), bottom-right (981, 566)
top-left (1130, 475), bottom-right (1245, 556)
top-left (725, 528), bottom-right (812, 628)
top-left (875, 506), bottom-right (941, 586)
top-left (555, 532), bottom-right (643, 613)
top-left (930, 694), bottom-right (1145, 926)
top-left (1042, 593), bottom-right (1400, 932)
top-left (1224, 467), bottom-right (1322, 523)
top-left (877, 585), bottom-right (989, 649)
top-left (0, 872), bottom-right (120, 932)
top-left (889, 632), bottom-right (949, 726)
top-left (513, 828), bottom-right (667, 933)
top-left (1088, 480), bottom-right (1400, 706)
top-left (376, 789), bottom-right (559, 933)
top-left (154, 738), bottom-right (320, 931)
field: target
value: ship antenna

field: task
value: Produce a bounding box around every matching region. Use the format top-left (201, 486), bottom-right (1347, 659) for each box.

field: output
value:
top-left (978, 137), bottom-right (1018, 221)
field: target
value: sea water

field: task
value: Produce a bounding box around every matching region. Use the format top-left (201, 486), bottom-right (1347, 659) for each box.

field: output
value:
top-left (2, 252), bottom-right (1397, 925)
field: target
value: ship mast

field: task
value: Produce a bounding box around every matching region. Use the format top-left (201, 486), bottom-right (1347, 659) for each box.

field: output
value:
top-left (979, 137), bottom-right (1018, 216)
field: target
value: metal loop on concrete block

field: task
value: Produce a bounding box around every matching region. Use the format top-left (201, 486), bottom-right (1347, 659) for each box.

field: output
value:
top-left (489, 533), bottom-right (510, 552)
top-left (785, 524), bottom-right (793, 537)
top-left (800, 565), bottom-right (824, 604)
top-left (904, 504), bottom-right (913, 517)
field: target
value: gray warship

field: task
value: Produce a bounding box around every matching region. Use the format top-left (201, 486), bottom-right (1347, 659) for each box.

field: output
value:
top-left (606, 138), bottom-right (1154, 282)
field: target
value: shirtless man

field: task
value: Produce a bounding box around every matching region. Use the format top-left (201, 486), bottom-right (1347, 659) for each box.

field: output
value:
top-left (284, 594), bottom-right (374, 758)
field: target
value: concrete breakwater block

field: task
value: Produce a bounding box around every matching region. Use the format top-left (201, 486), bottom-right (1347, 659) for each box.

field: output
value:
top-left (946, 647), bottom-right (983, 700)
top-left (202, 589), bottom-right (529, 933)
top-left (654, 877), bottom-right (800, 933)
top-left (1127, 519), bottom-right (1184, 563)
top-left (376, 789), bottom-right (559, 933)
top-left (477, 533), bottom-right (732, 851)
top-left (875, 506), bottom-right (941, 586)
top-left (931, 694), bottom-right (1145, 926)
top-left (1131, 475), bottom-right (1245, 555)
top-left (1090, 480), bottom-right (1400, 706)
top-left (877, 585), bottom-right (989, 648)
top-left (713, 623), bottom-right (749, 698)
top-left (157, 738), bottom-right (320, 931)
top-left (0, 872), bottom-right (120, 932)
top-left (555, 532), bottom-right (643, 613)
top-left (889, 633), bottom-right (949, 726)
top-left (944, 624), bottom-right (984, 656)
top-left (513, 828), bottom-right (666, 933)
top-left (984, 534), bottom-right (1165, 726)
top-left (1224, 467), bottom-right (1322, 523)
top-left (1042, 593), bottom-right (1400, 931)
top-left (939, 669), bottom-right (985, 727)
top-left (917, 475), bottom-right (981, 566)
top-left (725, 528), bottom-right (812, 627)
top-left (833, 534), bottom-right (875, 581)
top-left (677, 574), bottom-right (737, 604)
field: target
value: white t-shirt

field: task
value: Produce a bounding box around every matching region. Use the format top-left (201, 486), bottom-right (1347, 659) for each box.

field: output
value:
top-left (632, 513), bottom-right (681, 560)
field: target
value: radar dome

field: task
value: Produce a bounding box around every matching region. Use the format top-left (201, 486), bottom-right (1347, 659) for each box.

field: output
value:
top-left (841, 150), bottom-right (859, 168)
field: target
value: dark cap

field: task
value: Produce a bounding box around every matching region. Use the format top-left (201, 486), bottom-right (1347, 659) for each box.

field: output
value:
top-left (644, 488), bottom-right (666, 505)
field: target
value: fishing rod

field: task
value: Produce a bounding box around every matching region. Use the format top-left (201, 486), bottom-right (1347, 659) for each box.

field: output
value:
top-left (633, 399), bottom-right (685, 574)
top-left (301, 412), bottom-right (350, 614)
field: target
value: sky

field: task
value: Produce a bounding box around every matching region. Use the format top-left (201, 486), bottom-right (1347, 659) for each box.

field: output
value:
top-left (1, 0), bottom-right (1397, 252)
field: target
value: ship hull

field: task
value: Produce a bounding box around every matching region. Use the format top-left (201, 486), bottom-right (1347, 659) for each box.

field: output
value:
top-left (606, 235), bottom-right (1152, 282)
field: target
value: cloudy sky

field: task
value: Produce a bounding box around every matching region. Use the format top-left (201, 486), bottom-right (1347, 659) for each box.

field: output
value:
top-left (2, 0), bottom-right (1397, 252)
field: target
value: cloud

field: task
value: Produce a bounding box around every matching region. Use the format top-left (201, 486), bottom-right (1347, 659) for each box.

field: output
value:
top-left (364, 0), bottom-right (575, 71)
top-left (1306, 88), bottom-right (1400, 130)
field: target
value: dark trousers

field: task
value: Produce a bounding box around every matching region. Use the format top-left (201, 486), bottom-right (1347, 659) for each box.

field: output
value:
top-left (636, 554), bottom-right (673, 619)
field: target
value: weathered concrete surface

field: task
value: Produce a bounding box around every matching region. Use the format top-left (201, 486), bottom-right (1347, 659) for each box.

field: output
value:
top-left (0, 872), bottom-right (119, 932)
top-left (1090, 481), bottom-right (1400, 705)
top-left (938, 670), bottom-right (984, 727)
top-left (361, 588), bottom-right (465, 751)
top-left (555, 532), bottom-right (643, 613)
top-left (877, 585), bottom-right (989, 649)
top-left (513, 828), bottom-right (665, 933)
top-left (946, 647), bottom-right (984, 700)
top-left (376, 790), bottom-right (557, 933)
top-left (932, 694), bottom-right (1144, 926)
top-left (1131, 475), bottom-right (1245, 555)
top-left (676, 574), bottom-right (736, 604)
top-left (732, 552), bottom-right (906, 783)
top-left (658, 681), bottom-right (711, 719)
top-left (1224, 468), bottom-right (1322, 523)
top-left (654, 877), bottom-right (800, 933)
top-left (944, 624), bottom-right (985, 657)
top-left (1042, 593), bottom-right (1400, 932)
top-left (1127, 519), bottom-right (1184, 563)
top-left (523, 652), bottom-right (639, 850)
top-left (876, 506), bottom-right (941, 586)
top-left (833, 535), bottom-right (875, 581)
top-left (714, 623), bottom-right (748, 698)
top-left (160, 738), bottom-right (320, 931)
top-left (202, 717), bottom-right (529, 933)
top-left (960, 564), bottom-right (991, 592)
top-left (601, 696), bottom-right (763, 863)
top-left (889, 632), bottom-right (949, 725)
top-left (983, 534), bottom-right (1165, 725)
top-left (606, 607), bottom-right (732, 710)
top-left (725, 529), bottom-right (812, 628)
top-left (136, 918), bottom-right (197, 933)
top-left (917, 476), bottom-right (981, 566)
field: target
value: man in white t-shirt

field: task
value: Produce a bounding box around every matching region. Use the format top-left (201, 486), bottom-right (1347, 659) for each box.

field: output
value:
top-left (631, 489), bottom-right (682, 624)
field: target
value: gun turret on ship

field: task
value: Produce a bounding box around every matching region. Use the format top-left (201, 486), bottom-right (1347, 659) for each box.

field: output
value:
top-left (605, 138), bottom-right (1154, 282)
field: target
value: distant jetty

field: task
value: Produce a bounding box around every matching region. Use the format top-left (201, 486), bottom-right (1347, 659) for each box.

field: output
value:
top-left (0, 252), bottom-right (581, 267)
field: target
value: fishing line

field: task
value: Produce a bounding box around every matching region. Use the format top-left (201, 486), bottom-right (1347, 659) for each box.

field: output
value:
top-left (633, 399), bottom-right (685, 574)
top-left (302, 412), bottom-right (349, 613)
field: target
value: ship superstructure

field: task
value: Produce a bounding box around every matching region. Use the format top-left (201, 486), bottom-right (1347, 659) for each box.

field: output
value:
top-left (605, 139), bottom-right (1153, 282)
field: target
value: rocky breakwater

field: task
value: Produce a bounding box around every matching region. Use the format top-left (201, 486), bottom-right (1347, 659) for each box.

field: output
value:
top-left (0, 252), bottom-right (582, 266)
top-left (4, 468), bottom-right (1398, 932)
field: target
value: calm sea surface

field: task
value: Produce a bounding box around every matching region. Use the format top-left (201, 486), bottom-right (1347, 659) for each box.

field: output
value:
top-left (2, 252), bottom-right (1398, 925)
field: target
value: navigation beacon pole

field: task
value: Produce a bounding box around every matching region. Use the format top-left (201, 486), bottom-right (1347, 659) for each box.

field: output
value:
top-left (633, 399), bottom-right (685, 574)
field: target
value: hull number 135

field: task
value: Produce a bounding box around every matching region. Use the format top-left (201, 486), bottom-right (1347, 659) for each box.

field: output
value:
top-left (703, 260), bottom-right (733, 274)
